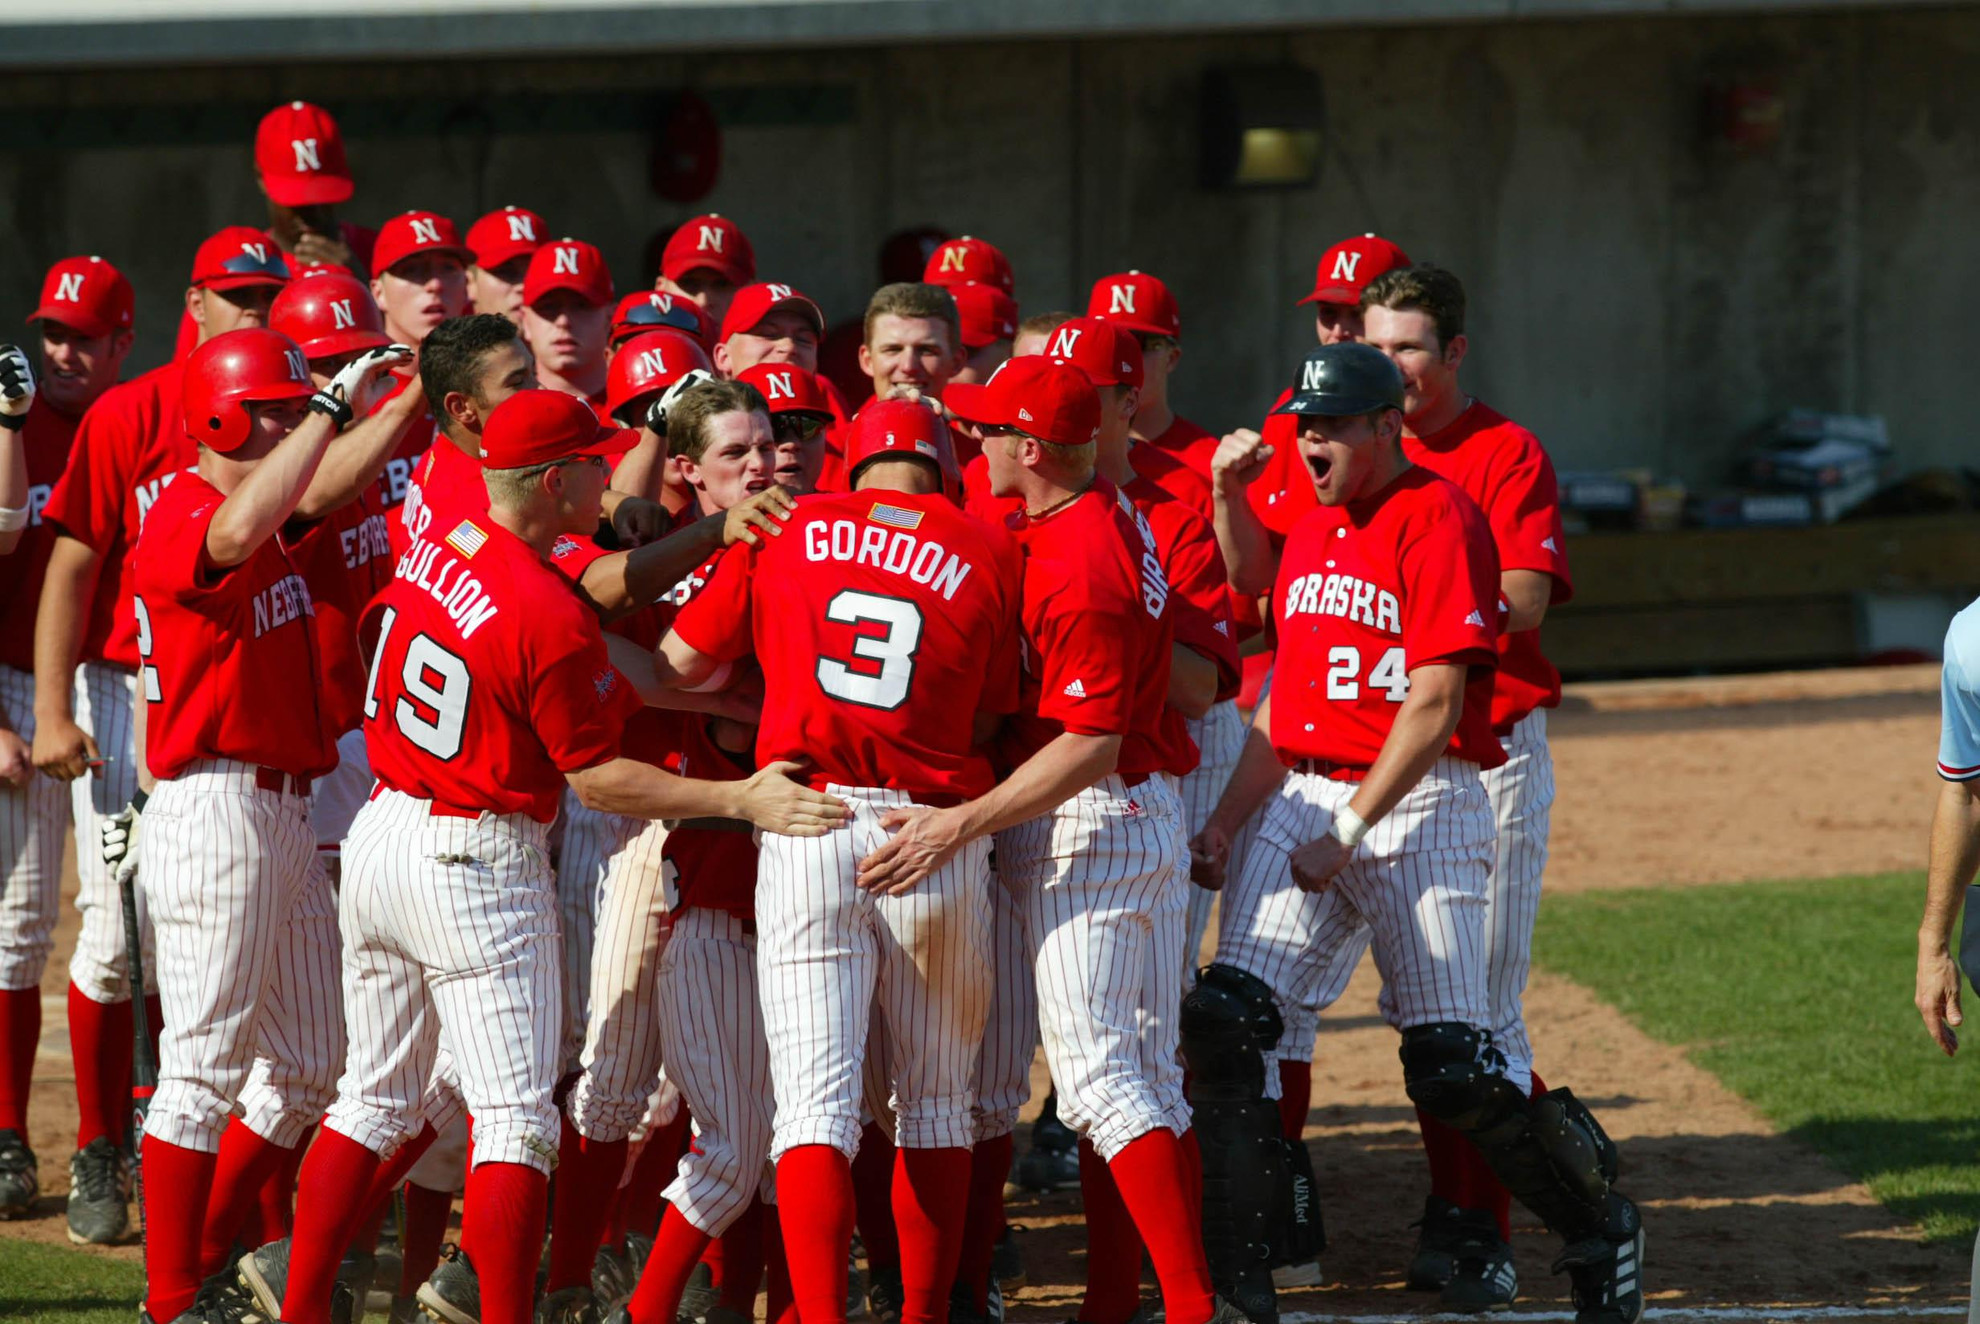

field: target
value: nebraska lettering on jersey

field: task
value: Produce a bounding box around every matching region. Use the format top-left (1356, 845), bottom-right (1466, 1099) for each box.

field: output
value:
top-left (342, 511), bottom-right (392, 571)
top-left (251, 574), bottom-right (315, 638)
top-left (1282, 571), bottom-right (1401, 636)
top-left (393, 531), bottom-right (501, 640)
top-left (801, 513), bottom-right (974, 601)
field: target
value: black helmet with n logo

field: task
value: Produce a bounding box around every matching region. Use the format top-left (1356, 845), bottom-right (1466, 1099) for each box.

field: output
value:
top-left (1272, 342), bottom-right (1404, 418)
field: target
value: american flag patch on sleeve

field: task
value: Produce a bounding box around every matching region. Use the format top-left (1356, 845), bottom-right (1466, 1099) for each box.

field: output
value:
top-left (445, 521), bottom-right (489, 558)
top-left (868, 502), bottom-right (925, 532)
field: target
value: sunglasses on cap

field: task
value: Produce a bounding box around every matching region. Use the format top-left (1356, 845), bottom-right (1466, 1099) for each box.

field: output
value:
top-left (772, 414), bottom-right (829, 445)
top-left (221, 250), bottom-right (293, 277)
top-left (517, 453), bottom-right (612, 478)
top-left (620, 303), bottom-right (702, 336)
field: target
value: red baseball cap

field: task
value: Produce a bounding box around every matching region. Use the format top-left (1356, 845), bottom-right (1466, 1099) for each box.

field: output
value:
top-left (718, 282), bottom-right (825, 344)
top-left (611, 290), bottom-right (713, 349)
top-left (466, 205), bottom-right (547, 270)
top-left (1301, 233), bottom-right (1412, 307)
top-left (1087, 270), bottom-right (1179, 339)
top-left (27, 256), bottom-right (134, 338)
top-left (844, 397), bottom-right (952, 482)
top-left (661, 213), bottom-right (755, 286)
top-left (524, 238), bottom-right (614, 309)
top-left (737, 362), bottom-right (832, 421)
top-left (371, 211), bottom-right (471, 277)
top-left (944, 355), bottom-right (1098, 450)
top-left (190, 226), bottom-right (293, 291)
top-left (255, 101), bottom-right (354, 208)
top-left (479, 389), bottom-right (638, 470)
top-left (952, 283), bottom-right (1018, 350)
top-left (1043, 316), bottom-right (1143, 391)
top-left (923, 236), bottom-right (1014, 295)
top-left (605, 329), bottom-right (713, 424)
top-left (269, 269), bottom-right (390, 361)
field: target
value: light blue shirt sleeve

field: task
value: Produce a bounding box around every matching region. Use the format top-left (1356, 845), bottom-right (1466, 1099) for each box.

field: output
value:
top-left (1939, 602), bottom-right (1980, 780)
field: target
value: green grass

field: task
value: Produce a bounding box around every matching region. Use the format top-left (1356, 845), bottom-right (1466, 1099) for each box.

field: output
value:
top-left (0, 1238), bottom-right (144, 1323)
top-left (1535, 869), bottom-right (1980, 1243)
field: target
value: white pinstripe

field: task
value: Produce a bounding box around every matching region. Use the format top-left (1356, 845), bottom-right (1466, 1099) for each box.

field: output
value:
top-left (554, 789), bottom-right (646, 1073)
top-left (68, 661), bottom-right (154, 1002)
top-left (569, 816), bottom-right (672, 1143)
top-left (758, 786), bottom-right (993, 1161)
top-left (998, 773), bottom-right (1191, 1161)
top-left (1178, 700), bottom-right (1245, 984)
top-left (0, 664), bottom-right (68, 991)
top-left (142, 760), bottom-right (345, 1152)
top-left (969, 864), bottom-right (1036, 1144)
top-left (326, 788), bottom-right (563, 1174)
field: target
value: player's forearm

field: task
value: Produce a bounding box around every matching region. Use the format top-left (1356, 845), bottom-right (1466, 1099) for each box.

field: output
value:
top-left (1205, 692), bottom-right (1284, 837)
top-left (622, 517), bottom-right (724, 608)
top-left (0, 430), bottom-right (25, 555)
top-left (1501, 569), bottom-right (1552, 634)
top-left (1921, 779), bottom-right (1980, 951)
top-left (294, 389), bottom-right (420, 521)
top-left (132, 697), bottom-right (154, 794)
top-left (32, 537), bottom-right (101, 718)
top-left (1348, 667), bottom-right (1466, 827)
top-left (568, 756), bottom-right (746, 822)
top-left (609, 426), bottom-right (667, 503)
top-left (206, 414), bottom-right (340, 567)
top-left (1212, 481), bottom-right (1277, 596)
top-left (1166, 644), bottom-right (1218, 720)
top-left (952, 731), bottom-right (1122, 843)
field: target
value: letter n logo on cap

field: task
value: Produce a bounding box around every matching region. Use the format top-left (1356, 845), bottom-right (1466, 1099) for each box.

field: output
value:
top-left (1047, 326), bottom-right (1082, 358)
top-left (1330, 250), bottom-right (1362, 283)
top-left (1301, 359), bottom-right (1326, 391)
top-left (285, 348), bottom-right (310, 384)
top-left (766, 283), bottom-right (792, 301)
top-left (1108, 284), bottom-right (1137, 315)
top-left (939, 247), bottom-right (966, 273)
top-left (507, 213), bottom-right (536, 242)
top-left (292, 138), bottom-right (321, 173)
top-left (55, 272), bottom-right (84, 303)
top-left (635, 348), bottom-right (667, 381)
top-left (553, 246), bottom-right (581, 276)
top-left (410, 218), bottom-right (441, 246)
top-left (698, 224), bottom-right (724, 253)
top-left (764, 371), bottom-right (794, 401)
top-left (330, 299), bottom-right (356, 330)
top-left (243, 241), bottom-right (270, 264)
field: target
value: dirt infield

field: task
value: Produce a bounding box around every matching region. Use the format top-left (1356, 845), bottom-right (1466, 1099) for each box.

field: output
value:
top-left (2, 664), bottom-right (1964, 1316)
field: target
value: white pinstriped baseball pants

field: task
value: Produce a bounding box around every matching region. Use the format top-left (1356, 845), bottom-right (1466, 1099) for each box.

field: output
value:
top-left (999, 773), bottom-right (1192, 1162)
top-left (142, 761), bottom-right (344, 1152)
top-left (69, 661), bottom-right (155, 1003)
top-left (1178, 700), bottom-right (1245, 985)
top-left (569, 816), bottom-right (672, 1143)
top-left (758, 786), bottom-right (992, 1161)
top-left (0, 665), bottom-right (68, 991)
top-left (555, 788), bottom-right (646, 1074)
top-left (658, 906), bottom-right (775, 1234)
top-left (970, 863), bottom-right (1036, 1144)
top-left (327, 789), bottom-right (563, 1174)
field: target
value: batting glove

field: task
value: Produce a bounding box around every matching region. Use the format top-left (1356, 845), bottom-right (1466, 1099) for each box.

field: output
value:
top-left (101, 791), bottom-right (146, 880)
top-left (311, 343), bottom-right (413, 429)
top-left (645, 369), bottom-right (715, 435)
top-left (0, 344), bottom-right (35, 429)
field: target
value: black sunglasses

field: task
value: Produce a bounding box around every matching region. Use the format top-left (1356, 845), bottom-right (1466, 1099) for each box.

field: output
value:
top-left (772, 413), bottom-right (829, 444)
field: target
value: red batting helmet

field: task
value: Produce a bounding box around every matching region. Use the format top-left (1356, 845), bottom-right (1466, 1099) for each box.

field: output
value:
top-left (605, 329), bottom-right (714, 426)
top-left (844, 397), bottom-right (958, 488)
top-left (183, 328), bottom-right (315, 454)
top-left (269, 270), bottom-right (390, 362)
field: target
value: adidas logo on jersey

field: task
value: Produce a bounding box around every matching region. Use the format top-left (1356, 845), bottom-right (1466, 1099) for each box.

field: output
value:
top-left (1542, 535), bottom-right (1559, 553)
top-left (1062, 678), bottom-right (1087, 698)
top-left (1465, 609), bottom-right (1485, 627)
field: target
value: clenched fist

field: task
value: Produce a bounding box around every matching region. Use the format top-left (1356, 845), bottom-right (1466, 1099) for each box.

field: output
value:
top-left (1210, 428), bottom-right (1273, 493)
top-left (0, 344), bottom-right (35, 426)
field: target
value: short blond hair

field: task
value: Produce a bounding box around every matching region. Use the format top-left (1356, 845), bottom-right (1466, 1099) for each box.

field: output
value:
top-left (863, 283), bottom-right (961, 353)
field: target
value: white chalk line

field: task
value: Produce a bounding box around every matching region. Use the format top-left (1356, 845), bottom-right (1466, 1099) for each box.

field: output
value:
top-left (1281, 1308), bottom-right (1965, 1323)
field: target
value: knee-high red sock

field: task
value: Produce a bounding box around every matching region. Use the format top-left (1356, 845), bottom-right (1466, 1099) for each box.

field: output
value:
top-left (626, 1203), bottom-right (715, 1324)
top-left (250, 1123), bottom-right (313, 1244)
top-left (462, 1162), bottom-right (549, 1324)
top-left (1076, 1140), bottom-right (1143, 1324)
top-left (623, 1112), bottom-right (690, 1239)
top-left (1415, 1109), bottom-right (1469, 1205)
top-left (1276, 1059), bottom-right (1311, 1141)
top-left (399, 1181), bottom-right (457, 1295)
top-left (954, 1133), bottom-right (1014, 1310)
top-left (0, 986), bottom-right (39, 1132)
top-left (1108, 1131), bottom-right (1215, 1324)
top-left (199, 1119), bottom-right (298, 1275)
top-left (283, 1129), bottom-right (384, 1324)
top-left (718, 1198), bottom-right (767, 1311)
top-left (548, 1116), bottom-right (629, 1292)
top-left (776, 1145), bottom-right (856, 1324)
top-left (361, 1123), bottom-right (439, 1214)
top-left (141, 1134), bottom-right (220, 1323)
top-left (68, 983), bottom-right (131, 1150)
top-left (765, 1204), bottom-right (798, 1324)
top-left (852, 1122), bottom-right (899, 1275)
top-left (894, 1148), bottom-right (970, 1324)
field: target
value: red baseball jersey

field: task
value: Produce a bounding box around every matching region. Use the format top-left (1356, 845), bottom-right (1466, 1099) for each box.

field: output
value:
top-left (1245, 387), bottom-right (1311, 537)
top-left (40, 363), bottom-right (195, 668)
top-left (671, 489), bottom-right (1023, 798)
top-left (659, 711), bottom-right (759, 919)
top-left (1129, 478), bottom-right (1242, 703)
top-left (1127, 440), bottom-right (1213, 522)
top-left (292, 488), bottom-right (395, 736)
top-left (1402, 402), bottom-right (1573, 732)
top-left (0, 400), bottom-right (83, 672)
top-left (132, 472), bottom-right (336, 781)
top-left (362, 514), bottom-right (636, 821)
top-left (1269, 467), bottom-right (1504, 771)
top-left (393, 434), bottom-right (487, 558)
top-left (998, 482), bottom-right (1196, 781)
top-left (372, 373), bottom-right (434, 529)
top-left (1144, 414), bottom-right (1219, 481)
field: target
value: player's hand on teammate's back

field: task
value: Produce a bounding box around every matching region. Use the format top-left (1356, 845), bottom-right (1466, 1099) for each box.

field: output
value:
top-left (722, 486), bottom-right (794, 549)
top-left (734, 760), bottom-right (847, 836)
top-left (610, 495), bottom-right (674, 548)
top-left (1916, 940), bottom-right (1963, 1056)
top-left (1187, 823), bottom-right (1233, 890)
top-left (856, 806), bottom-right (967, 896)
top-left (325, 343), bottom-right (413, 416)
top-left (31, 713), bottom-right (100, 782)
top-left (0, 343), bottom-right (35, 417)
top-left (0, 729), bottom-right (32, 788)
top-left (1289, 833), bottom-right (1351, 893)
top-left (1210, 427), bottom-right (1273, 491)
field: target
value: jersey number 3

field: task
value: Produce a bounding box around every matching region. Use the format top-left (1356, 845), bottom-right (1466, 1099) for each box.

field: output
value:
top-left (816, 589), bottom-right (922, 711)
top-left (364, 606), bottom-right (472, 759)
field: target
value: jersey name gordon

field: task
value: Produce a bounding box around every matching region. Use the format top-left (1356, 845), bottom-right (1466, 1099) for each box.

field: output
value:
top-left (802, 513), bottom-right (975, 602)
top-left (1282, 569), bottom-right (1402, 636)
top-left (394, 537), bottom-right (500, 639)
top-left (252, 573), bottom-right (316, 639)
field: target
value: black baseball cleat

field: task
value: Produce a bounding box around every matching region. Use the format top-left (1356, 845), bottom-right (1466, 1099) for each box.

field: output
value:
top-left (0, 1128), bottom-right (37, 1217)
top-left (1554, 1195), bottom-right (1644, 1324)
top-left (536, 1285), bottom-right (603, 1324)
top-left (1010, 1093), bottom-right (1080, 1194)
top-left (1404, 1194), bottom-right (1465, 1291)
top-left (866, 1263), bottom-right (904, 1324)
top-left (66, 1134), bottom-right (131, 1244)
top-left (592, 1237), bottom-right (642, 1312)
top-left (1439, 1210), bottom-right (1517, 1314)
top-left (992, 1224), bottom-right (1027, 1291)
top-left (676, 1259), bottom-right (717, 1324)
top-left (418, 1243), bottom-right (483, 1324)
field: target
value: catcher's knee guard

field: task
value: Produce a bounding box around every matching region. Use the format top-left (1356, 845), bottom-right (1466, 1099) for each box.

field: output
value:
top-left (1400, 1024), bottom-right (1620, 1242)
top-left (1182, 965), bottom-right (1287, 1324)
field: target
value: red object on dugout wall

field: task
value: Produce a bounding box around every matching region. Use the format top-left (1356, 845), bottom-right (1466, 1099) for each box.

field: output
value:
top-left (650, 91), bottom-right (721, 203)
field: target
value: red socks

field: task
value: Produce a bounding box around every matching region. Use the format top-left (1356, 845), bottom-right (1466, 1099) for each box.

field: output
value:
top-left (141, 1134), bottom-right (221, 1323)
top-left (954, 1132), bottom-right (1014, 1311)
top-left (1429, 1068), bottom-right (1549, 1242)
top-left (627, 1203), bottom-right (716, 1324)
top-left (622, 1111), bottom-right (691, 1239)
top-left (894, 1147), bottom-right (971, 1324)
top-left (1276, 1058), bottom-right (1311, 1141)
top-left (1107, 1130), bottom-right (1215, 1324)
top-left (548, 1118), bottom-right (629, 1292)
top-left (0, 986), bottom-right (39, 1132)
top-left (69, 982), bottom-right (131, 1150)
top-left (198, 1119), bottom-right (297, 1275)
top-left (851, 1122), bottom-right (899, 1277)
top-left (283, 1128), bottom-right (385, 1324)
top-left (462, 1161), bottom-right (549, 1324)
top-left (764, 1205), bottom-right (798, 1324)
top-left (718, 1198), bottom-right (768, 1312)
top-left (776, 1145), bottom-right (856, 1324)
top-left (1076, 1140), bottom-right (1144, 1324)
top-left (399, 1181), bottom-right (457, 1296)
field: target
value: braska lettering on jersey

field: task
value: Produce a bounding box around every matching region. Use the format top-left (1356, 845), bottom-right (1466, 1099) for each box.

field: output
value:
top-left (379, 449), bottom-right (427, 509)
top-left (802, 515), bottom-right (974, 602)
top-left (393, 538), bottom-right (500, 639)
top-left (135, 471), bottom-right (180, 525)
top-left (341, 512), bottom-right (392, 571)
top-left (1282, 569), bottom-right (1401, 635)
top-left (251, 573), bottom-right (316, 638)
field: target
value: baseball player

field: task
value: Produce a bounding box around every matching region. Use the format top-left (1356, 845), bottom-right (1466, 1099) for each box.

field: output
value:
top-left (466, 206), bottom-right (549, 324)
top-left (922, 236), bottom-right (1015, 300)
top-left (713, 284), bottom-right (827, 382)
top-left (270, 388), bottom-right (843, 1324)
top-left (1011, 311), bottom-right (1072, 360)
top-left (642, 396), bottom-right (1019, 1324)
top-left (610, 291), bottom-right (715, 358)
top-left (601, 327), bottom-right (715, 516)
top-left (363, 210), bottom-right (475, 530)
top-left (0, 259), bottom-right (135, 1217)
top-left (658, 214), bottom-right (756, 331)
top-left (256, 101), bottom-right (377, 278)
top-left (522, 238), bottom-right (615, 407)
top-left (1917, 598), bottom-right (1980, 1057)
top-left (736, 362), bottom-right (834, 496)
top-left (32, 227), bottom-right (289, 1246)
top-left (127, 326), bottom-right (402, 1324)
top-left (1085, 271), bottom-right (1215, 482)
top-left (1191, 343), bottom-right (1643, 1324)
top-left (862, 356), bottom-right (1232, 1324)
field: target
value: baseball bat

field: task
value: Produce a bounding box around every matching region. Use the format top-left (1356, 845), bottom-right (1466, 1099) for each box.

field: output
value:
top-left (121, 866), bottom-right (154, 1248)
